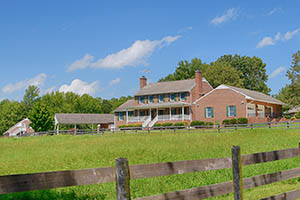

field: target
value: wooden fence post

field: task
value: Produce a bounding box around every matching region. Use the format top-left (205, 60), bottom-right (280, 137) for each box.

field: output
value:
top-left (232, 145), bottom-right (243, 200)
top-left (287, 121), bottom-right (289, 129)
top-left (116, 158), bottom-right (131, 200)
top-left (218, 124), bottom-right (220, 133)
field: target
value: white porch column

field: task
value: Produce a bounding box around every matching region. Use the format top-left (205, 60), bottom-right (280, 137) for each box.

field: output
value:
top-left (56, 124), bottom-right (59, 134)
top-left (182, 106), bottom-right (184, 121)
top-left (149, 108), bottom-right (151, 119)
top-left (126, 110), bottom-right (128, 125)
top-left (74, 124), bottom-right (77, 135)
top-left (189, 106), bottom-right (192, 120)
top-left (157, 108), bottom-right (158, 120)
top-left (169, 107), bottom-right (171, 120)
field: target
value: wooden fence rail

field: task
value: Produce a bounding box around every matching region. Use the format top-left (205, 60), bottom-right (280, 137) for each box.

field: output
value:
top-left (19, 120), bottom-right (300, 137)
top-left (1, 144), bottom-right (300, 199)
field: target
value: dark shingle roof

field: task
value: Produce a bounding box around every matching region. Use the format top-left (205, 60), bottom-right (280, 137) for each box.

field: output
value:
top-left (224, 85), bottom-right (285, 105)
top-left (55, 113), bottom-right (114, 124)
top-left (135, 78), bottom-right (212, 96)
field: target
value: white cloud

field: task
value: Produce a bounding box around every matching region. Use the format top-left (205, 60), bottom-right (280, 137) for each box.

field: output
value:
top-left (267, 8), bottom-right (280, 16)
top-left (67, 54), bottom-right (94, 72)
top-left (269, 66), bottom-right (286, 78)
top-left (59, 79), bottom-right (99, 96)
top-left (109, 78), bottom-right (120, 86)
top-left (256, 37), bottom-right (275, 48)
top-left (2, 73), bottom-right (47, 94)
top-left (282, 28), bottom-right (300, 41)
top-left (211, 8), bottom-right (238, 25)
top-left (67, 35), bottom-right (180, 71)
top-left (257, 28), bottom-right (300, 48)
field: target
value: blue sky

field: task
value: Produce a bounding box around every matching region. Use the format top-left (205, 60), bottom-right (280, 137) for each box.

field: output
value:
top-left (1, 0), bottom-right (299, 101)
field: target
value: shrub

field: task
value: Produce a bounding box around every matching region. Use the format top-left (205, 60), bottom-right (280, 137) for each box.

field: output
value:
top-left (154, 123), bottom-right (161, 127)
top-left (284, 114), bottom-right (291, 119)
top-left (173, 122), bottom-right (185, 127)
top-left (119, 124), bottom-right (142, 129)
top-left (237, 117), bottom-right (248, 124)
top-left (229, 118), bottom-right (237, 124)
top-left (191, 121), bottom-right (205, 126)
top-left (161, 122), bottom-right (173, 127)
top-left (205, 122), bottom-right (214, 126)
top-left (295, 111), bottom-right (300, 119)
top-left (222, 119), bottom-right (230, 125)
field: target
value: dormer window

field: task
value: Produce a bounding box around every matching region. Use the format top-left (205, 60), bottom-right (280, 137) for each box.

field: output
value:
top-left (170, 93), bottom-right (176, 102)
top-left (159, 94), bottom-right (164, 103)
top-left (180, 93), bottom-right (186, 101)
top-left (148, 95), bottom-right (154, 103)
top-left (139, 96), bottom-right (145, 104)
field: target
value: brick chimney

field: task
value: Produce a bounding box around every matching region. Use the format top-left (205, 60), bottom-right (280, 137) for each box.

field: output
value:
top-left (140, 76), bottom-right (147, 89)
top-left (195, 70), bottom-right (202, 99)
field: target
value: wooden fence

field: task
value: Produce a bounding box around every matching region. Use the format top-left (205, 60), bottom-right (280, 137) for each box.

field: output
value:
top-left (20, 120), bottom-right (300, 137)
top-left (1, 144), bottom-right (300, 199)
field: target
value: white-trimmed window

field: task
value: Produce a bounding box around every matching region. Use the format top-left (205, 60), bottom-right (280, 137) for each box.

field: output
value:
top-left (205, 107), bottom-right (214, 118)
top-left (247, 103), bottom-right (256, 117)
top-left (257, 105), bottom-right (265, 118)
top-left (148, 95), bottom-right (154, 103)
top-left (180, 93), bottom-right (186, 101)
top-left (170, 93), bottom-right (176, 102)
top-left (159, 94), bottom-right (164, 103)
top-left (119, 112), bottom-right (125, 121)
top-left (227, 105), bottom-right (236, 117)
top-left (139, 96), bottom-right (145, 104)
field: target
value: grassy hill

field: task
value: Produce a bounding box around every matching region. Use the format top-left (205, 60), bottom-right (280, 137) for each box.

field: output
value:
top-left (1, 129), bottom-right (300, 199)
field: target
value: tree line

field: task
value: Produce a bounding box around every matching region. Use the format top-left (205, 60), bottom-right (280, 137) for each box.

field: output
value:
top-left (1, 52), bottom-right (300, 135)
top-left (0, 87), bottom-right (132, 135)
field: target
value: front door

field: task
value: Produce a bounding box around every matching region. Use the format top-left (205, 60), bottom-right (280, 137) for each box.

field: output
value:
top-left (151, 110), bottom-right (156, 120)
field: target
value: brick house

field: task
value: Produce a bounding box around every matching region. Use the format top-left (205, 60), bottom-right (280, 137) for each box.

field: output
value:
top-left (114, 71), bottom-right (285, 127)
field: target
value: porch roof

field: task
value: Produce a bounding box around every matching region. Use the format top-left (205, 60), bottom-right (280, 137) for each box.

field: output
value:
top-left (54, 113), bottom-right (114, 125)
top-left (127, 102), bottom-right (191, 110)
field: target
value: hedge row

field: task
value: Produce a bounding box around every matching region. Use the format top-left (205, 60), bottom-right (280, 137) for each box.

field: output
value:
top-left (190, 121), bottom-right (214, 127)
top-left (222, 118), bottom-right (248, 125)
top-left (154, 122), bottom-right (187, 127)
top-left (119, 124), bottom-right (142, 128)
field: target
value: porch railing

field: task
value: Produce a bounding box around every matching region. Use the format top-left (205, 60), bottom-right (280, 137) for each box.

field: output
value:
top-left (158, 114), bottom-right (190, 121)
top-left (128, 116), bottom-right (148, 122)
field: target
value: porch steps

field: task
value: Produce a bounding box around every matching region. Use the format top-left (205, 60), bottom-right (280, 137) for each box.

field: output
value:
top-left (142, 116), bottom-right (151, 128)
top-left (148, 116), bottom-right (158, 128)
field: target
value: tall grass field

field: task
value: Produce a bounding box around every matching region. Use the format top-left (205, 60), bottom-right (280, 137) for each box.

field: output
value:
top-left (1, 129), bottom-right (300, 199)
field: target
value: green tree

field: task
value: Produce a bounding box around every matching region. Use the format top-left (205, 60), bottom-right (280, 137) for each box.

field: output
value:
top-left (23, 85), bottom-right (40, 114)
top-left (0, 99), bottom-right (26, 135)
top-left (159, 55), bottom-right (270, 94)
top-left (102, 99), bottom-right (113, 113)
top-left (216, 54), bottom-right (270, 94)
top-left (278, 51), bottom-right (300, 107)
top-left (159, 58), bottom-right (209, 82)
top-left (29, 102), bottom-right (53, 132)
top-left (203, 62), bottom-right (243, 88)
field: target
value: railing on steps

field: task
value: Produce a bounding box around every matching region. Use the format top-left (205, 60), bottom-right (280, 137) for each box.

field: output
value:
top-left (142, 116), bottom-right (151, 128)
top-left (148, 115), bottom-right (158, 128)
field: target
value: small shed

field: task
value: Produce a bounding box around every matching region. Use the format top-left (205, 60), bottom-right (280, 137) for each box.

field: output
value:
top-left (54, 113), bottom-right (114, 133)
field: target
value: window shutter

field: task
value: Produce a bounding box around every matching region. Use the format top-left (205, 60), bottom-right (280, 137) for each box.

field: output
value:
top-left (226, 106), bottom-right (229, 117)
top-left (204, 108), bottom-right (207, 118)
top-left (212, 107), bottom-right (214, 118)
top-left (234, 106), bottom-right (237, 116)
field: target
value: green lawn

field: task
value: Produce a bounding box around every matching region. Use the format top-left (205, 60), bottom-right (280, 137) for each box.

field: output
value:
top-left (1, 128), bottom-right (300, 199)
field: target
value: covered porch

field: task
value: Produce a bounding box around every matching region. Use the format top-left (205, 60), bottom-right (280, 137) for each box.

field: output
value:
top-left (127, 106), bottom-right (191, 123)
